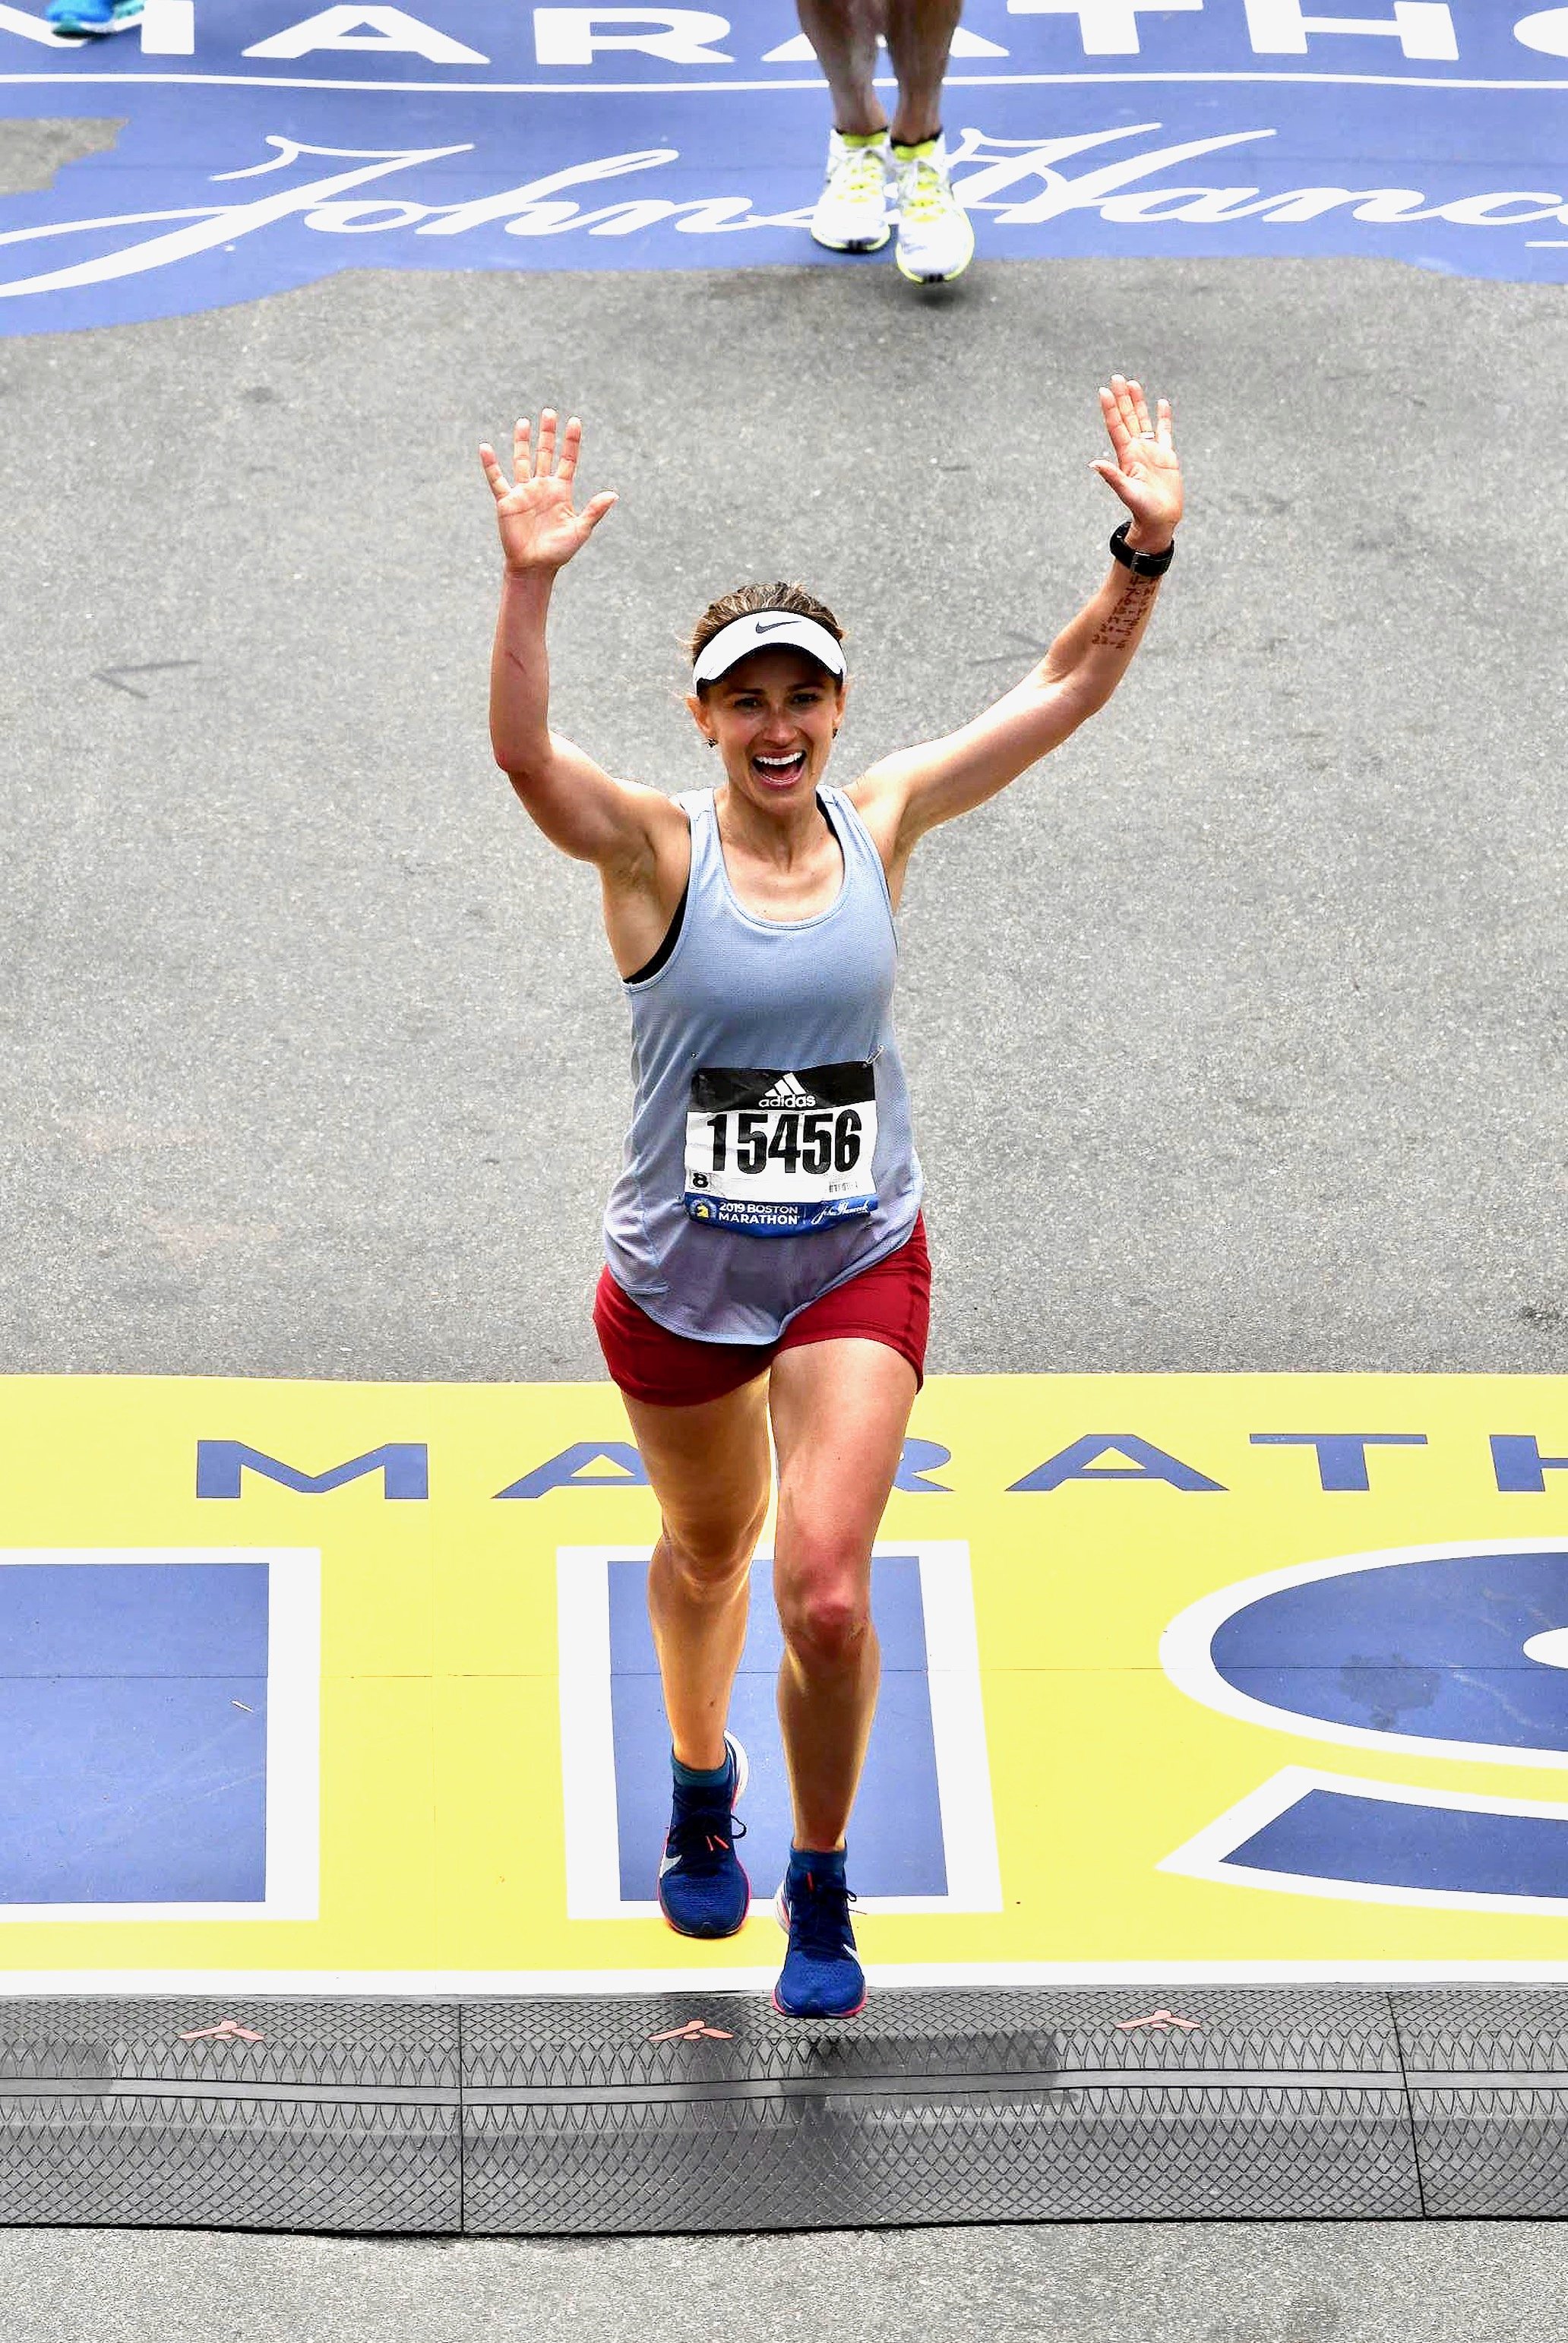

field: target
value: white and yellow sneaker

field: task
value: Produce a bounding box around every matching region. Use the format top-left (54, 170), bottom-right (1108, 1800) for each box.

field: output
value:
top-left (890, 134), bottom-right (975, 284)
top-left (810, 128), bottom-right (893, 254)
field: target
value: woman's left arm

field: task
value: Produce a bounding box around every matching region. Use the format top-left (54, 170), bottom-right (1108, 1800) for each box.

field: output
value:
top-left (851, 376), bottom-right (1184, 857)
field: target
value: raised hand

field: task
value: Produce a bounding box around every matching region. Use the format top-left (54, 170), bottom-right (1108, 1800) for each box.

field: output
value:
top-left (479, 410), bottom-right (618, 574)
top-left (1091, 375), bottom-right (1183, 546)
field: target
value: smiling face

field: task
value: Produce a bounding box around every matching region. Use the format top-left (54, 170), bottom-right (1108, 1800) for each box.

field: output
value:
top-left (687, 648), bottom-right (847, 814)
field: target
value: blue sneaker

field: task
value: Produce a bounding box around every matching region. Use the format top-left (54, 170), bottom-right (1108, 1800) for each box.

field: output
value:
top-left (46, 0), bottom-right (143, 31)
top-left (656, 1734), bottom-right (750, 1939)
top-left (773, 1849), bottom-right (866, 2019)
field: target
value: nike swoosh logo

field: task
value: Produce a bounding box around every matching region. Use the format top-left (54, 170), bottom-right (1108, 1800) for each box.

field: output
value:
top-left (753, 618), bottom-right (797, 634)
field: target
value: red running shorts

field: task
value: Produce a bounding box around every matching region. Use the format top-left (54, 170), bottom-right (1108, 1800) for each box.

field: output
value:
top-left (593, 1213), bottom-right (931, 1409)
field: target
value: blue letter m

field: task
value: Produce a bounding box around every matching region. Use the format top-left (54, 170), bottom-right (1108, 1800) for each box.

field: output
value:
top-left (196, 1441), bottom-right (428, 1500)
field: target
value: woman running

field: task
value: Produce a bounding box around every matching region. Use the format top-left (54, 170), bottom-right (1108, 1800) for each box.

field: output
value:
top-left (480, 379), bottom-right (1183, 2019)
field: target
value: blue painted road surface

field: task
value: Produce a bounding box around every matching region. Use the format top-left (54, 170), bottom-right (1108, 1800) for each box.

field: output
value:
top-left (2, 0), bottom-right (1566, 330)
top-left (0, 1560), bottom-right (268, 1905)
top-left (1212, 1548), bottom-right (1568, 1756)
top-left (1231, 1783), bottom-right (1568, 1900)
top-left (1162, 1541), bottom-right (1568, 1911)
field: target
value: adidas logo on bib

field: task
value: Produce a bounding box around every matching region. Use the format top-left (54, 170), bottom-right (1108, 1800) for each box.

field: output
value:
top-left (755, 1073), bottom-right (818, 1108)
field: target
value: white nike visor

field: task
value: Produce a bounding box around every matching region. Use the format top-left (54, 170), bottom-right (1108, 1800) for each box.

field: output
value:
top-left (691, 610), bottom-right (846, 688)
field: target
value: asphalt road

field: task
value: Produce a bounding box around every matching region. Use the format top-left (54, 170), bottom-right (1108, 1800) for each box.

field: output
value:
top-left (2, 109), bottom-right (1566, 2334)
top-left (3, 124), bottom-right (1565, 1386)
top-left (3, 2216), bottom-right (1568, 2342)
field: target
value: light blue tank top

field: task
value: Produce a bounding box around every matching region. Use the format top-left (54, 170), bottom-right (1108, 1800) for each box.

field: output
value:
top-left (603, 786), bottom-right (923, 1344)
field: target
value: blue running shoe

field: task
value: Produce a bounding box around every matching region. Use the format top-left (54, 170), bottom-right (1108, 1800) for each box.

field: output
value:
top-left (657, 1734), bottom-right (750, 1939)
top-left (46, 0), bottom-right (142, 32)
top-left (773, 1849), bottom-right (866, 2019)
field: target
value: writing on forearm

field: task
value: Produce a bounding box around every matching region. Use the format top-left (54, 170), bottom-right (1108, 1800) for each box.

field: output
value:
top-left (1088, 574), bottom-right (1160, 653)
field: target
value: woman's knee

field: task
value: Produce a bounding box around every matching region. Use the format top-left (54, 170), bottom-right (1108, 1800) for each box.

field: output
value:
top-left (777, 1541), bottom-right (873, 1665)
top-left (660, 1492), bottom-right (770, 1598)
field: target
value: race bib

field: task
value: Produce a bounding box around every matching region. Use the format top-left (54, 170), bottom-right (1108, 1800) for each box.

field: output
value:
top-left (684, 1061), bottom-right (878, 1236)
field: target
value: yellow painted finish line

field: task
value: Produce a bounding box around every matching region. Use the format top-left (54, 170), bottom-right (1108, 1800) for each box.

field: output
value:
top-left (2, 1373), bottom-right (1566, 1986)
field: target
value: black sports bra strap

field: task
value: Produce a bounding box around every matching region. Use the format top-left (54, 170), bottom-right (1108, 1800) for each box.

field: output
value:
top-left (626, 876), bottom-right (690, 985)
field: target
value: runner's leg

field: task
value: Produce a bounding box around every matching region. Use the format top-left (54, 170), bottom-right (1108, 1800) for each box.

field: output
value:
top-left (795, 0), bottom-right (890, 136)
top-left (884, 0), bottom-right (963, 147)
top-left (796, 0), bottom-right (961, 143)
top-left (622, 1374), bottom-right (773, 1772)
top-left (767, 1335), bottom-right (918, 1849)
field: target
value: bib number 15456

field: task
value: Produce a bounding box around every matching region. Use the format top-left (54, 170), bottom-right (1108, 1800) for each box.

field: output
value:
top-left (684, 1060), bottom-right (878, 1237)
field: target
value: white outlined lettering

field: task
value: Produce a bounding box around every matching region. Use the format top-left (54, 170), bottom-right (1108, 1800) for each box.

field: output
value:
top-left (244, 5), bottom-right (488, 62)
top-left (1516, 7), bottom-right (1568, 56)
top-left (1244, 0), bottom-right (1457, 61)
top-left (1005, 0), bottom-right (1204, 57)
top-left (532, 7), bottom-right (732, 65)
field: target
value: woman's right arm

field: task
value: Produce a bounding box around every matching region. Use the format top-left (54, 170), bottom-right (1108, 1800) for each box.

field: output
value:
top-left (482, 410), bottom-right (665, 873)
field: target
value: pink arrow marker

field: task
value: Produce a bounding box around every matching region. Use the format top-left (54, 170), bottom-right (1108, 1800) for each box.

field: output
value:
top-left (648, 2019), bottom-right (734, 2044)
top-left (1114, 2009), bottom-right (1202, 2033)
top-left (179, 2018), bottom-right (266, 2044)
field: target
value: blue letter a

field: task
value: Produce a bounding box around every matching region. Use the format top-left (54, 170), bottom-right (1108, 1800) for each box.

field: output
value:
top-left (1008, 1434), bottom-right (1225, 1494)
top-left (495, 1442), bottom-right (651, 1498)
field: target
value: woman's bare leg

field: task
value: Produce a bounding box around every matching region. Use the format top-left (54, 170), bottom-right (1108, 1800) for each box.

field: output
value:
top-left (767, 1336), bottom-right (918, 1850)
top-left (621, 1373), bottom-right (773, 1772)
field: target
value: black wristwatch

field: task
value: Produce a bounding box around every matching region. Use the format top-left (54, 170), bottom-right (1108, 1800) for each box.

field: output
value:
top-left (1110, 520), bottom-right (1175, 577)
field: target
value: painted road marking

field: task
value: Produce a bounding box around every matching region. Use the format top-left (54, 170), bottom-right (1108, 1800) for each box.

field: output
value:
top-left (0, 1547), bottom-right (320, 1921)
top-left (0, 1374), bottom-right (1563, 1985)
top-left (1, 0), bottom-right (1566, 336)
top-left (1163, 1539), bottom-right (1568, 1769)
top-left (1162, 1768), bottom-right (1568, 1915)
top-left (555, 1543), bottom-right (1000, 1917)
